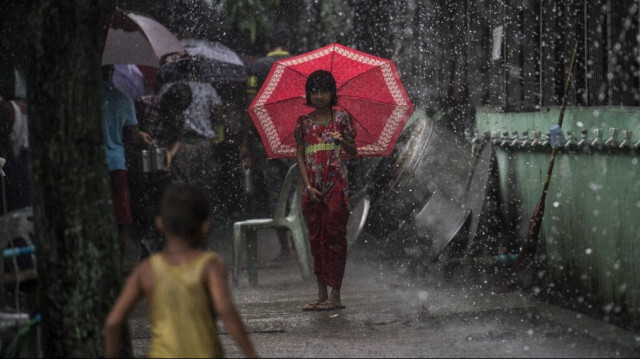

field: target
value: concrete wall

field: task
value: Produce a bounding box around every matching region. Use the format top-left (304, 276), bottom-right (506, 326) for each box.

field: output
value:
top-left (476, 107), bottom-right (640, 329)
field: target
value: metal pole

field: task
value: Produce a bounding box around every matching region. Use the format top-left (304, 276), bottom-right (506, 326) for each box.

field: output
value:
top-left (1, 176), bottom-right (6, 215)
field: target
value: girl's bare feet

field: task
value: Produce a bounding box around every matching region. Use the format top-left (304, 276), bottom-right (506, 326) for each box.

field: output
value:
top-left (327, 288), bottom-right (341, 306)
top-left (302, 296), bottom-right (327, 311)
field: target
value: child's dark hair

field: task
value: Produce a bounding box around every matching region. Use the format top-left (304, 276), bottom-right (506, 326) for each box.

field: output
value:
top-left (266, 27), bottom-right (291, 51)
top-left (305, 70), bottom-right (337, 107)
top-left (160, 183), bottom-right (210, 246)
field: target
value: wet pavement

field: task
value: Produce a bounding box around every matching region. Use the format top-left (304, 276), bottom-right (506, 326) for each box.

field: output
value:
top-left (125, 229), bottom-right (640, 358)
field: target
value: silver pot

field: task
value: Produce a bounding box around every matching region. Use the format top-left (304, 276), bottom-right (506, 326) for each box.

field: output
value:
top-left (140, 146), bottom-right (168, 173)
top-left (153, 147), bottom-right (167, 171)
top-left (140, 149), bottom-right (153, 173)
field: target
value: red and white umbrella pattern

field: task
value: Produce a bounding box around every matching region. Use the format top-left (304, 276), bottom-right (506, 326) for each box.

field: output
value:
top-left (249, 43), bottom-right (415, 158)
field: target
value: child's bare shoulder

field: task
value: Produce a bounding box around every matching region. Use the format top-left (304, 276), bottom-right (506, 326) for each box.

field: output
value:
top-left (204, 251), bottom-right (225, 265)
top-left (130, 257), bottom-right (154, 283)
top-left (203, 251), bottom-right (227, 272)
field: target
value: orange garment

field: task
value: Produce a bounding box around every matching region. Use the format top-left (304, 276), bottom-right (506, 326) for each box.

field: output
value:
top-left (148, 252), bottom-right (224, 358)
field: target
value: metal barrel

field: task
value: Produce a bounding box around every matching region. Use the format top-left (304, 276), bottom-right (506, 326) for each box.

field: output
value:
top-left (359, 113), bottom-right (492, 263)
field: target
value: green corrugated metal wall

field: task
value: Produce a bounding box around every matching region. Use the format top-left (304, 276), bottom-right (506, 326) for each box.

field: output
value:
top-left (477, 107), bottom-right (640, 328)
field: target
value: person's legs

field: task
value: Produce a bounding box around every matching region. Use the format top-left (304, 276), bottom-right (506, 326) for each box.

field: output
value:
top-left (311, 184), bottom-right (348, 310)
top-left (302, 276), bottom-right (328, 310)
top-left (110, 170), bottom-right (134, 267)
top-left (117, 224), bottom-right (132, 257)
top-left (276, 228), bottom-right (291, 254)
top-left (316, 276), bottom-right (328, 302)
top-left (328, 286), bottom-right (341, 305)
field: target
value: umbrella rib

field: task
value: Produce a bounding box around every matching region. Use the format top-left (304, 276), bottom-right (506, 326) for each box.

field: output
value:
top-left (335, 64), bottom-right (390, 92)
top-left (330, 44), bottom-right (336, 73)
top-left (280, 65), bottom-right (310, 81)
top-left (337, 94), bottom-right (405, 107)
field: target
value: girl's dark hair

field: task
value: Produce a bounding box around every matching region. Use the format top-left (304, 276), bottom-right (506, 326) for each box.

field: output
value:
top-left (305, 70), bottom-right (337, 107)
top-left (160, 183), bottom-right (210, 247)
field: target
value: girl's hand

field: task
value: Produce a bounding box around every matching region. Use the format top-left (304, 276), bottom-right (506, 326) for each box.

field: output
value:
top-left (307, 186), bottom-right (322, 202)
top-left (329, 131), bottom-right (344, 144)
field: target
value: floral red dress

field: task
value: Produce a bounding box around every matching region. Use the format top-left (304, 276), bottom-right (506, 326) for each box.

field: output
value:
top-left (295, 108), bottom-right (356, 288)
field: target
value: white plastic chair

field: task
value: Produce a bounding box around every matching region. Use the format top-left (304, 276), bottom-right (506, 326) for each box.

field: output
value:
top-left (232, 163), bottom-right (313, 286)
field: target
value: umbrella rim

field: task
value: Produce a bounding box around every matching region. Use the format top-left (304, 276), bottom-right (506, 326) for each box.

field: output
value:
top-left (179, 38), bottom-right (246, 66)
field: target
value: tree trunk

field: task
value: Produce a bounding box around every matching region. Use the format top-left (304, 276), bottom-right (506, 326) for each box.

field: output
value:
top-left (26, 0), bottom-right (130, 356)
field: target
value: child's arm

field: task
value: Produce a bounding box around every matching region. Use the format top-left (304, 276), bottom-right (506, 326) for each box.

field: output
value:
top-left (104, 264), bottom-right (145, 358)
top-left (206, 257), bottom-right (258, 358)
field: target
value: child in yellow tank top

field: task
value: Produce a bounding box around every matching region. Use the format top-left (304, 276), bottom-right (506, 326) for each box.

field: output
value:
top-left (104, 183), bottom-right (258, 358)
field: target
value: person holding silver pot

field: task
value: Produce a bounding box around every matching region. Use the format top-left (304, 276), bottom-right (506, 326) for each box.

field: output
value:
top-left (130, 83), bottom-right (193, 258)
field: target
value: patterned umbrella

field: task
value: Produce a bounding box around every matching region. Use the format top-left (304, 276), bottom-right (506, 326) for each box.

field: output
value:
top-left (248, 43), bottom-right (415, 158)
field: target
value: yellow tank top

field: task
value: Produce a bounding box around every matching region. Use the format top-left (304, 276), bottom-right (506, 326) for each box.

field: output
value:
top-left (148, 252), bottom-right (224, 358)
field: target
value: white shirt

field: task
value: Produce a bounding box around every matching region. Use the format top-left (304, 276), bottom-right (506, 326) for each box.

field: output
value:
top-left (9, 100), bottom-right (28, 155)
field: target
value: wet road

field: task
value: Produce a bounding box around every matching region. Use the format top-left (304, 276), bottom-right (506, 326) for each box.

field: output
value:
top-left (126, 229), bottom-right (640, 358)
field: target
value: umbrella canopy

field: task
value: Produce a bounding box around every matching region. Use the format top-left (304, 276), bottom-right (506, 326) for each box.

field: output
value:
top-left (248, 43), bottom-right (415, 158)
top-left (102, 9), bottom-right (186, 68)
top-left (112, 64), bottom-right (145, 99)
top-left (156, 39), bottom-right (247, 84)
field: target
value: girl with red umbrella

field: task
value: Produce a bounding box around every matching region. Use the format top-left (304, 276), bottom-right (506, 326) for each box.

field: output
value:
top-left (295, 70), bottom-right (357, 311)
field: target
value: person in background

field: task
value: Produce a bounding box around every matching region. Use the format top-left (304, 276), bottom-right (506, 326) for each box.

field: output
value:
top-left (439, 81), bottom-right (476, 139)
top-left (102, 65), bottom-right (153, 263)
top-left (241, 27), bottom-right (295, 262)
top-left (295, 70), bottom-right (356, 311)
top-left (160, 81), bottom-right (224, 221)
top-left (0, 93), bottom-right (30, 213)
top-left (211, 80), bottom-right (248, 226)
top-left (104, 183), bottom-right (258, 358)
top-left (131, 82), bottom-right (193, 257)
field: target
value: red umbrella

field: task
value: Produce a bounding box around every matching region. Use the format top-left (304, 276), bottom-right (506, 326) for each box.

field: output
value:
top-left (248, 43), bottom-right (415, 158)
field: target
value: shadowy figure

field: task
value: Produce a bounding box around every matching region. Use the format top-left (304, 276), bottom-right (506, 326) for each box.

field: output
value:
top-left (439, 82), bottom-right (476, 139)
top-left (102, 65), bottom-right (154, 261)
top-left (159, 81), bottom-right (224, 216)
top-left (295, 70), bottom-right (357, 311)
top-left (241, 27), bottom-right (295, 261)
top-left (104, 183), bottom-right (258, 358)
top-left (0, 93), bottom-right (31, 214)
top-left (131, 83), bottom-right (193, 258)
top-left (211, 81), bottom-right (247, 227)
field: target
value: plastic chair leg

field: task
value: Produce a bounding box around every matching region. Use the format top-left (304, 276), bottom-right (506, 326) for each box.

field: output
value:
top-left (232, 223), bottom-right (243, 287)
top-left (289, 223), bottom-right (313, 280)
top-left (246, 228), bottom-right (258, 286)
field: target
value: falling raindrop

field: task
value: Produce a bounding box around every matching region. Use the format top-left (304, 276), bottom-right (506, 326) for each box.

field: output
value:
top-left (588, 182), bottom-right (603, 191)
